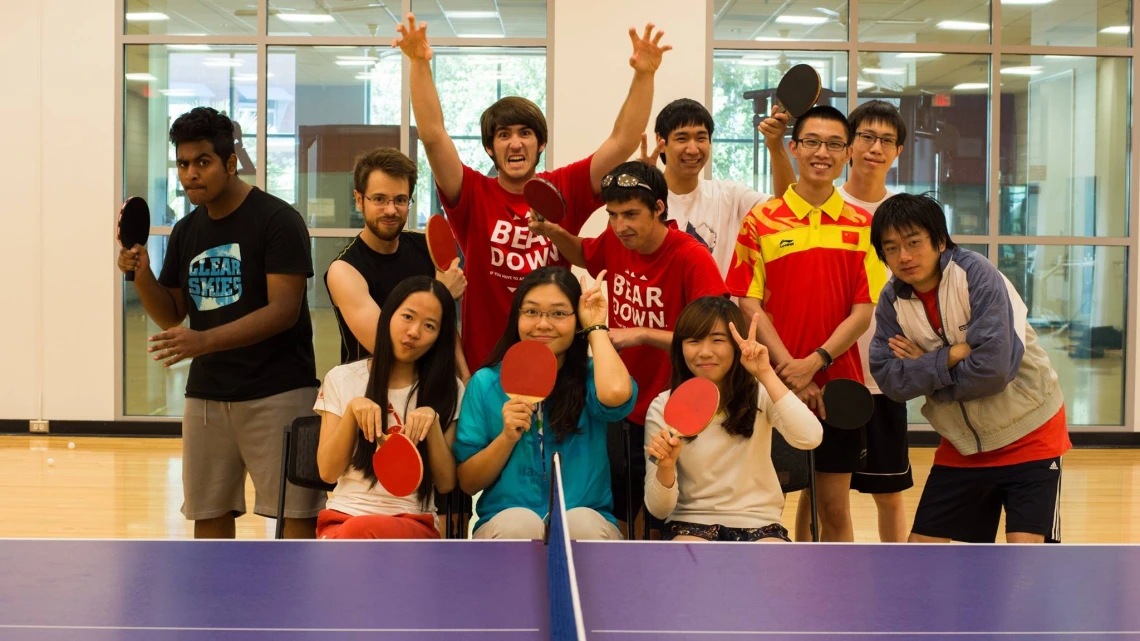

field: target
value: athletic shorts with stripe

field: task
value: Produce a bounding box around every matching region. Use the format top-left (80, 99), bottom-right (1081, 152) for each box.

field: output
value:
top-left (910, 456), bottom-right (1063, 543)
top-left (851, 394), bottom-right (914, 494)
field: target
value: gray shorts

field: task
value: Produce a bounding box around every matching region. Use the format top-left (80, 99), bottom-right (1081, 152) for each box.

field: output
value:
top-left (181, 387), bottom-right (326, 520)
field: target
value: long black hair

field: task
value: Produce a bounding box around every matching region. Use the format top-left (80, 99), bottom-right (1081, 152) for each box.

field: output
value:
top-left (348, 276), bottom-right (459, 505)
top-left (483, 266), bottom-right (587, 442)
top-left (669, 297), bottom-right (760, 438)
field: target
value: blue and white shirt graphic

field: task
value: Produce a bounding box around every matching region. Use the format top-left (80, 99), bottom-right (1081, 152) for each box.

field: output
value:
top-left (188, 244), bottom-right (243, 311)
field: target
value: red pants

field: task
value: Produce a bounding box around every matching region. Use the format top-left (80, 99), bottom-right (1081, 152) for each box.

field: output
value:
top-left (316, 509), bottom-right (440, 539)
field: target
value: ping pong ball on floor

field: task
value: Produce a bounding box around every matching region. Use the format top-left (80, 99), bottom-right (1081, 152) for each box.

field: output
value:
top-left (68, 442), bottom-right (75, 449)
top-left (46, 458), bottom-right (54, 466)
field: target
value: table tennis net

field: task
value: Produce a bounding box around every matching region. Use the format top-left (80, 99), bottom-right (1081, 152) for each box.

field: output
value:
top-left (547, 453), bottom-right (586, 641)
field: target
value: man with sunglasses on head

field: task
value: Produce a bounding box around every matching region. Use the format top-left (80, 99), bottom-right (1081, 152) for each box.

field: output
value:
top-left (531, 161), bottom-right (727, 536)
top-left (395, 14), bottom-right (670, 371)
top-left (839, 101), bottom-right (914, 542)
top-left (726, 105), bottom-right (888, 542)
top-left (324, 148), bottom-right (468, 374)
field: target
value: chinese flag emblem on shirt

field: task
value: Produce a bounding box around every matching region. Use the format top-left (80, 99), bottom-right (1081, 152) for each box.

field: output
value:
top-left (842, 230), bottom-right (859, 246)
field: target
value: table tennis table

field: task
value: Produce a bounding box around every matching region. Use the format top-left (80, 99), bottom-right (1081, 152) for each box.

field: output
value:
top-left (3, 456), bottom-right (1139, 640)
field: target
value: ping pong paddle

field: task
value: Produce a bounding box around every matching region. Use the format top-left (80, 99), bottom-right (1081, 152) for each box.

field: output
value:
top-left (775, 63), bottom-right (822, 119)
top-left (821, 378), bottom-right (874, 430)
top-left (649, 377), bottom-right (720, 464)
top-left (523, 178), bottom-right (566, 225)
top-left (502, 340), bottom-right (558, 404)
top-left (117, 197), bottom-right (151, 282)
top-left (426, 214), bottom-right (459, 272)
top-left (372, 425), bottom-right (424, 497)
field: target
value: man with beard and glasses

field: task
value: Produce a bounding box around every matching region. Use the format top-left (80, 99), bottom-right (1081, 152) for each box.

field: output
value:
top-left (325, 147), bottom-right (469, 377)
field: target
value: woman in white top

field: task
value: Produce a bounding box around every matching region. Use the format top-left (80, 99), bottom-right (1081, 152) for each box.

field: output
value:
top-left (644, 297), bottom-right (822, 542)
top-left (314, 276), bottom-right (463, 539)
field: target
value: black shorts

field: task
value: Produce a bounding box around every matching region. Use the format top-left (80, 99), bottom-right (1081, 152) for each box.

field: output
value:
top-left (911, 456), bottom-right (1063, 543)
top-left (813, 419), bottom-right (867, 474)
top-left (851, 395), bottom-right (914, 494)
top-left (665, 520), bottom-right (791, 542)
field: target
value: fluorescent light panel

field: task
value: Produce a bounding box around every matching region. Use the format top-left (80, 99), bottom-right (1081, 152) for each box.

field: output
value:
top-left (445, 11), bottom-right (500, 19)
top-left (125, 12), bottom-right (168, 21)
top-left (277, 13), bottom-right (335, 23)
top-left (775, 15), bottom-right (828, 25)
top-left (937, 20), bottom-right (989, 31)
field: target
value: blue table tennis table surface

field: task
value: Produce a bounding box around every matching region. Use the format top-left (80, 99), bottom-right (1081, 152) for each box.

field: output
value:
top-left (1, 539), bottom-right (1138, 640)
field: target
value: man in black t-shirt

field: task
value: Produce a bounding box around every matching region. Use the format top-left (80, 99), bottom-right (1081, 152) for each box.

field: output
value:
top-left (325, 147), bottom-right (468, 374)
top-left (117, 107), bottom-right (325, 539)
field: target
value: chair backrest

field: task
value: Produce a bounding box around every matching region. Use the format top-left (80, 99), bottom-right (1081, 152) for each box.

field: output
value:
top-left (287, 415), bottom-right (338, 492)
top-left (770, 430), bottom-right (811, 494)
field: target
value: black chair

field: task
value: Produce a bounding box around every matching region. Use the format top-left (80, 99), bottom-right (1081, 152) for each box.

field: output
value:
top-left (771, 430), bottom-right (819, 542)
top-left (275, 415), bottom-right (337, 540)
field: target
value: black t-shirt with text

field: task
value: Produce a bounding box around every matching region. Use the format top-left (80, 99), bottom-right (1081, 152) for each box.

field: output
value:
top-left (324, 231), bottom-right (435, 364)
top-left (159, 187), bottom-right (318, 401)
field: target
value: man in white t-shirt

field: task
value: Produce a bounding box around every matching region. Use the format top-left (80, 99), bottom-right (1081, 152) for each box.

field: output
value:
top-left (840, 100), bottom-right (911, 542)
top-left (649, 98), bottom-right (795, 276)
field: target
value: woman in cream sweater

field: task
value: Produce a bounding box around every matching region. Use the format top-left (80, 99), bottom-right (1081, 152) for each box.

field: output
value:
top-left (645, 297), bottom-right (823, 542)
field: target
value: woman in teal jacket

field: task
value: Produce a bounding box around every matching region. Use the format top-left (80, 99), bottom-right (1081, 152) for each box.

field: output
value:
top-left (454, 266), bottom-right (636, 539)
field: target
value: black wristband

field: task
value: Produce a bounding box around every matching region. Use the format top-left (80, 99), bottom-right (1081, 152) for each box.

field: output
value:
top-left (580, 324), bottom-right (609, 335)
top-left (814, 347), bottom-right (834, 371)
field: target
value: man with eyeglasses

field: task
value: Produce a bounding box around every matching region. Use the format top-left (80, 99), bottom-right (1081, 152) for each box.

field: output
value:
top-left (869, 193), bottom-right (1069, 544)
top-left (324, 148), bottom-right (468, 374)
top-left (644, 98), bottom-right (795, 277)
top-left (839, 100), bottom-right (914, 542)
top-left (395, 14), bottom-right (670, 370)
top-left (726, 105), bottom-right (887, 542)
top-left (532, 161), bottom-right (727, 536)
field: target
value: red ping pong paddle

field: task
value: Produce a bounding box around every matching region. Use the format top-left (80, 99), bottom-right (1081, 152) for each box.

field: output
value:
top-left (502, 340), bottom-right (558, 404)
top-left (523, 178), bottom-right (566, 225)
top-left (426, 214), bottom-right (459, 272)
top-left (373, 425), bottom-right (425, 497)
top-left (117, 197), bottom-right (151, 282)
top-left (821, 378), bottom-right (873, 430)
top-left (649, 377), bottom-right (720, 464)
top-left (775, 64), bottom-right (822, 119)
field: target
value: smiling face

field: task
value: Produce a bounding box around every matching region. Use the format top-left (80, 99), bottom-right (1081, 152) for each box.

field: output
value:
top-left (790, 116), bottom-right (852, 187)
top-left (850, 119), bottom-right (903, 185)
top-left (517, 284), bottom-right (577, 358)
top-left (661, 123), bottom-right (710, 180)
top-left (680, 319), bottom-right (736, 388)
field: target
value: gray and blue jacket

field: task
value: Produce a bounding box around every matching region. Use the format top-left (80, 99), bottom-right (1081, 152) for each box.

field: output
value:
top-left (870, 247), bottom-right (1064, 456)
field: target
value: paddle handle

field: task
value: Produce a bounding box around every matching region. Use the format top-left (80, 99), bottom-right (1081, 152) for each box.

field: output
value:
top-left (125, 270), bottom-right (136, 282)
top-left (647, 426), bottom-right (679, 466)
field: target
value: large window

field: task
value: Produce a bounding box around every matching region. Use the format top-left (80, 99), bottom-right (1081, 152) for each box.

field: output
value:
top-left (712, 1), bottom-right (1132, 428)
top-left (120, 0), bottom-right (549, 417)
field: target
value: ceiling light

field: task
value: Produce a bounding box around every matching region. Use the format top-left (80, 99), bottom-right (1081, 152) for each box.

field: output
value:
top-left (445, 11), bottom-right (500, 19)
top-left (937, 20), bottom-right (989, 31)
top-left (895, 52), bottom-right (943, 59)
top-left (125, 73), bottom-right (157, 81)
top-left (1002, 0), bottom-right (1053, 4)
top-left (857, 81), bottom-right (876, 90)
top-left (159, 89), bottom-right (196, 97)
top-left (775, 15), bottom-right (828, 25)
top-left (953, 82), bottom-right (989, 90)
top-left (456, 33), bottom-right (506, 38)
top-left (1100, 25), bottom-right (1130, 34)
top-left (336, 55), bottom-right (378, 62)
top-left (737, 58), bottom-right (779, 66)
top-left (335, 60), bottom-right (377, 66)
top-left (167, 44), bottom-right (212, 51)
top-left (202, 59), bottom-right (243, 67)
top-left (277, 13), bottom-right (335, 23)
top-left (125, 12), bottom-right (169, 21)
top-left (863, 67), bottom-right (905, 75)
top-left (1001, 66), bottom-right (1043, 75)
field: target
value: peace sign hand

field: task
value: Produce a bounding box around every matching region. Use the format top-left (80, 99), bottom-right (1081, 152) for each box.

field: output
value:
top-left (578, 270), bottom-right (608, 329)
top-left (729, 313), bottom-right (773, 381)
top-left (637, 132), bottom-right (666, 167)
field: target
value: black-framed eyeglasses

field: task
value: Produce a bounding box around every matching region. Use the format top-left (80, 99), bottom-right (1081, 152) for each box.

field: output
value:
top-left (601, 173), bottom-right (654, 192)
top-left (363, 194), bottom-right (414, 209)
top-left (854, 131), bottom-right (898, 150)
top-left (793, 138), bottom-right (848, 152)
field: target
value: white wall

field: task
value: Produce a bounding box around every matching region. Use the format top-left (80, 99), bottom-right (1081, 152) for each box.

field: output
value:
top-left (0, 0), bottom-right (116, 421)
top-left (551, 0), bottom-right (707, 240)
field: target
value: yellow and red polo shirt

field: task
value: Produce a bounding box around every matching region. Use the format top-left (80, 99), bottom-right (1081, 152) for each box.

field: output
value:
top-left (725, 185), bottom-right (888, 387)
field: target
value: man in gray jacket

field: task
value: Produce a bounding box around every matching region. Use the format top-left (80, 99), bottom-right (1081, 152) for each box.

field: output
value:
top-left (869, 193), bottom-right (1070, 544)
